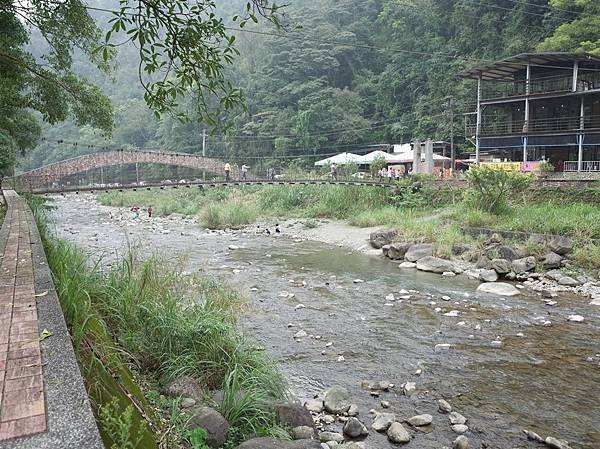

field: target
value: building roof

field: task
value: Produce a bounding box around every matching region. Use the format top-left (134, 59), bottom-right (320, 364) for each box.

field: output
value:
top-left (314, 152), bottom-right (363, 166)
top-left (461, 52), bottom-right (600, 81)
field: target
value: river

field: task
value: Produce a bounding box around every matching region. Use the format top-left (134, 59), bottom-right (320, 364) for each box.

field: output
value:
top-left (50, 194), bottom-right (600, 449)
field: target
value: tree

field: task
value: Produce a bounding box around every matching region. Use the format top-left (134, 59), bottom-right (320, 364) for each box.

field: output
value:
top-left (538, 1), bottom-right (600, 55)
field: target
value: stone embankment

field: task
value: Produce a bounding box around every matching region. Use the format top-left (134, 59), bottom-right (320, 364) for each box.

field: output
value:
top-left (371, 229), bottom-right (600, 305)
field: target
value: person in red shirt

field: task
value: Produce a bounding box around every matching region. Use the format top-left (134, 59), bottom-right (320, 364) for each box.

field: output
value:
top-left (147, 206), bottom-right (153, 218)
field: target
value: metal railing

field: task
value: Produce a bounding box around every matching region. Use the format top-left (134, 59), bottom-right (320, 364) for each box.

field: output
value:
top-left (465, 114), bottom-right (600, 136)
top-left (481, 71), bottom-right (600, 101)
top-left (564, 161), bottom-right (600, 172)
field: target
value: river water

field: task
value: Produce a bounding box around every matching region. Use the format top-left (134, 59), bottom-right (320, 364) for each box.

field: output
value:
top-left (50, 194), bottom-right (600, 449)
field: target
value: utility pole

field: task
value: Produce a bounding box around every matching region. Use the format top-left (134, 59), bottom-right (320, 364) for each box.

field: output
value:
top-left (202, 129), bottom-right (207, 181)
top-left (450, 98), bottom-right (455, 173)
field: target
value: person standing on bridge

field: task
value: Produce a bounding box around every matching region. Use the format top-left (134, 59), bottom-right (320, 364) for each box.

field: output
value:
top-left (241, 164), bottom-right (248, 181)
top-left (224, 162), bottom-right (231, 182)
top-left (330, 163), bottom-right (338, 180)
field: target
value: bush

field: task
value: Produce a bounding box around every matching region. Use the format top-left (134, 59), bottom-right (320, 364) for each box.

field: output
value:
top-left (464, 166), bottom-right (533, 214)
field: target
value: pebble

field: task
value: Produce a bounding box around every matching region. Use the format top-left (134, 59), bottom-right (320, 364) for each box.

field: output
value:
top-left (442, 295), bottom-right (451, 301)
top-left (372, 413), bottom-right (396, 432)
top-left (453, 435), bottom-right (469, 449)
top-left (305, 399), bottom-right (324, 413)
top-left (567, 315), bottom-right (584, 322)
top-left (353, 279), bottom-right (365, 284)
top-left (228, 244), bottom-right (239, 250)
top-left (385, 293), bottom-right (395, 301)
top-left (337, 355), bottom-right (345, 362)
top-left (491, 340), bottom-right (503, 347)
top-left (452, 424), bottom-right (469, 433)
top-left (403, 382), bottom-right (416, 395)
top-left (523, 429), bottom-right (544, 443)
top-left (545, 436), bottom-right (573, 449)
top-left (294, 330), bottom-right (307, 338)
top-left (449, 412), bottom-right (467, 425)
top-left (434, 344), bottom-right (453, 352)
top-left (295, 304), bottom-right (306, 310)
top-left (181, 397), bottom-right (196, 408)
top-left (438, 399), bottom-right (452, 413)
top-left (387, 422), bottom-right (411, 443)
top-left (444, 310), bottom-right (460, 317)
top-left (319, 432), bottom-right (344, 443)
top-left (347, 404), bottom-right (359, 417)
top-left (442, 272), bottom-right (456, 277)
top-left (407, 414), bottom-right (432, 426)
top-left (381, 400), bottom-right (390, 408)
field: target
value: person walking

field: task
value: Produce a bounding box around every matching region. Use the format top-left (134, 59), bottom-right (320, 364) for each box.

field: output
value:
top-left (224, 162), bottom-right (231, 182)
top-left (387, 167), bottom-right (394, 183)
top-left (241, 163), bottom-right (248, 181)
top-left (330, 162), bottom-right (338, 180)
top-left (147, 205), bottom-right (153, 218)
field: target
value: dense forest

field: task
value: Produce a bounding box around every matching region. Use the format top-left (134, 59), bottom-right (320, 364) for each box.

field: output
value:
top-left (10, 0), bottom-right (600, 172)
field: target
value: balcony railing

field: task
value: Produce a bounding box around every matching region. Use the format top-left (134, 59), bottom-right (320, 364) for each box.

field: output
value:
top-left (564, 161), bottom-right (600, 172)
top-left (481, 71), bottom-right (600, 101)
top-left (466, 114), bottom-right (600, 136)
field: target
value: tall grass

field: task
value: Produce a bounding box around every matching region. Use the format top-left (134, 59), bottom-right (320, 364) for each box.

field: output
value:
top-left (28, 196), bottom-right (288, 447)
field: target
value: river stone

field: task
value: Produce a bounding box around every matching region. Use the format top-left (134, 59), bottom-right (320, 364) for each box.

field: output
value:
top-left (293, 426), bottom-right (316, 440)
top-left (399, 261), bottom-right (417, 269)
top-left (347, 404), bottom-right (359, 416)
top-left (438, 399), bottom-right (452, 413)
top-left (491, 258), bottom-right (511, 274)
top-left (545, 436), bottom-right (572, 449)
top-left (186, 406), bottom-right (229, 448)
top-left (405, 243), bottom-right (433, 262)
top-left (407, 414), bottom-right (432, 426)
top-left (542, 252), bottom-right (563, 269)
top-left (372, 413), bottom-right (396, 432)
top-left (512, 256), bottom-right (537, 274)
top-left (523, 429), bottom-right (544, 442)
top-left (305, 399), bottom-right (324, 413)
top-left (165, 375), bottom-right (204, 401)
top-left (479, 269), bottom-right (498, 282)
top-left (449, 412), bottom-right (467, 425)
top-left (276, 402), bottom-right (315, 429)
top-left (486, 244), bottom-right (521, 261)
top-left (383, 242), bottom-right (411, 260)
top-left (387, 422), bottom-right (411, 444)
top-left (453, 435), bottom-right (469, 449)
top-left (319, 432), bottom-right (344, 443)
top-left (451, 243), bottom-right (472, 256)
top-left (548, 236), bottom-right (573, 255)
top-left (181, 397), bottom-right (196, 408)
top-left (452, 424), bottom-right (469, 433)
top-left (343, 417), bottom-right (368, 438)
top-left (475, 256), bottom-right (491, 269)
top-left (403, 381), bottom-right (416, 395)
top-left (370, 230), bottom-right (397, 249)
top-left (324, 387), bottom-right (351, 414)
top-left (342, 443), bottom-right (366, 449)
top-left (416, 256), bottom-right (456, 274)
top-left (477, 282), bottom-right (520, 296)
top-left (236, 437), bottom-right (321, 449)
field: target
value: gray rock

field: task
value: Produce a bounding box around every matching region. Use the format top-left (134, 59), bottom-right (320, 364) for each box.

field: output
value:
top-left (399, 261), bottom-right (416, 268)
top-left (544, 436), bottom-right (572, 449)
top-left (293, 426), bottom-right (316, 440)
top-left (479, 269), bottom-right (498, 282)
top-left (523, 429), bottom-right (544, 442)
top-left (548, 236), bottom-right (573, 255)
top-left (542, 252), bottom-right (563, 269)
top-left (453, 435), bottom-right (469, 449)
top-left (370, 230), bottom-right (397, 249)
top-left (372, 413), bottom-right (396, 432)
top-left (451, 243), bottom-right (472, 256)
top-left (343, 417), bottom-right (368, 438)
top-left (165, 375), bottom-right (204, 401)
top-left (304, 399), bottom-right (324, 413)
top-left (407, 414), bottom-right (432, 426)
top-left (487, 244), bottom-right (521, 261)
top-left (236, 437), bottom-right (322, 449)
top-left (451, 424), bottom-right (469, 433)
top-left (474, 256), bottom-right (491, 269)
top-left (403, 382), bottom-right (416, 396)
top-left (383, 242), bottom-right (411, 260)
top-left (512, 256), bottom-right (537, 274)
top-left (387, 422), bottom-right (411, 444)
top-left (347, 404), bottom-right (359, 417)
top-left (324, 386), bottom-right (351, 414)
top-left (449, 412), bottom-right (467, 425)
top-left (276, 403), bottom-right (315, 429)
top-left (405, 243), bottom-right (433, 262)
top-left (186, 406), bottom-right (229, 448)
top-left (505, 271), bottom-right (516, 280)
top-left (558, 276), bottom-right (580, 286)
top-left (341, 443), bottom-right (365, 449)
top-left (476, 282), bottom-right (520, 296)
top-left (181, 397), bottom-right (196, 409)
top-left (319, 432), bottom-right (344, 443)
top-left (491, 258), bottom-right (511, 274)
top-left (416, 256), bottom-right (456, 274)
top-left (438, 399), bottom-right (452, 413)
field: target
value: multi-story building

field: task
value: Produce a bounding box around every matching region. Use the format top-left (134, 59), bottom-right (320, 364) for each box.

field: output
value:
top-left (463, 52), bottom-right (600, 172)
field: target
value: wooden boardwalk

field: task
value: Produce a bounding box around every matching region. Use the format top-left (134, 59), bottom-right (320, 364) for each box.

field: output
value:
top-left (0, 191), bottom-right (46, 441)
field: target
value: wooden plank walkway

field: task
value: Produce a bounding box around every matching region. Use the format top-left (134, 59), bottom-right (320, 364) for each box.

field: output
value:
top-left (0, 191), bottom-right (47, 441)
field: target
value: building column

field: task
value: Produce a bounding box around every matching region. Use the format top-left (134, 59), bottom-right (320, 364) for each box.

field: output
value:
top-left (413, 140), bottom-right (421, 173)
top-left (572, 60), bottom-right (579, 92)
top-left (578, 96), bottom-right (585, 172)
top-left (523, 136), bottom-right (528, 163)
top-left (425, 139), bottom-right (434, 174)
top-left (475, 74), bottom-right (482, 165)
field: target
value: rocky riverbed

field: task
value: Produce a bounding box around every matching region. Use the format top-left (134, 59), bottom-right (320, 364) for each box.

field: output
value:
top-left (50, 194), bottom-right (600, 449)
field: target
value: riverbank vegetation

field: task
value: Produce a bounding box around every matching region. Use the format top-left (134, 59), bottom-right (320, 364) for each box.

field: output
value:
top-left (28, 195), bottom-right (288, 448)
top-left (97, 175), bottom-right (600, 270)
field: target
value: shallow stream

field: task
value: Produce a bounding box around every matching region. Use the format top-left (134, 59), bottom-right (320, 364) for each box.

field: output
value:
top-left (51, 194), bottom-right (600, 449)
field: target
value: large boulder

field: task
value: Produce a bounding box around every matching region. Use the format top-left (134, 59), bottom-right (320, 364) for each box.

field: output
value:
top-left (383, 242), bottom-right (411, 260)
top-left (548, 236), bottom-right (573, 255)
top-left (165, 375), bottom-right (204, 402)
top-left (491, 258), bottom-right (511, 274)
top-left (387, 422), bottom-right (411, 444)
top-left (486, 245), bottom-right (521, 261)
top-left (542, 252), bottom-right (563, 269)
top-left (343, 417), bottom-right (369, 438)
top-left (405, 243), bottom-right (433, 262)
top-left (546, 270), bottom-right (581, 287)
top-left (324, 386), bottom-right (351, 414)
top-left (186, 406), bottom-right (229, 448)
top-left (475, 256), bottom-right (491, 269)
top-left (416, 256), bottom-right (456, 274)
top-left (477, 282), bottom-right (520, 296)
top-left (479, 269), bottom-right (498, 282)
top-left (275, 402), bottom-right (315, 429)
top-left (511, 256), bottom-right (537, 274)
top-left (370, 230), bottom-right (397, 249)
top-left (236, 437), bottom-right (321, 449)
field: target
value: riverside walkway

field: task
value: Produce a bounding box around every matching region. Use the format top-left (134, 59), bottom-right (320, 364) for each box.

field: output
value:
top-left (0, 191), bottom-right (102, 448)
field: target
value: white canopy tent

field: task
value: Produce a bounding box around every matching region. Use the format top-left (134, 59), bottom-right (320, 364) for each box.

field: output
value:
top-left (314, 152), bottom-right (363, 166)
top-left (388, 149), bottom-right (451, 163)
top-left (356, 150), bottom-right (397, 164)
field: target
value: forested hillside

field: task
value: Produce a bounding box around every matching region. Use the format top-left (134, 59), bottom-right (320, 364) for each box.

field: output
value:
top-left (17, 0), bottom-right (600, 171)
